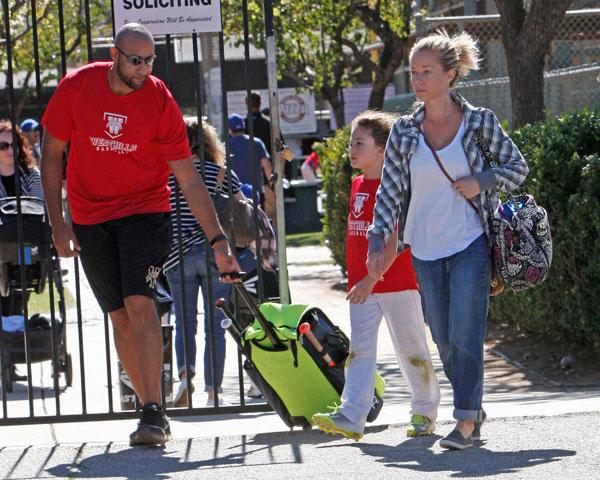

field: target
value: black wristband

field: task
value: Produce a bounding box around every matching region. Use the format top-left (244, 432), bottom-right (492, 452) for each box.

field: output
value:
top-left (209, 233), bottom-right (228, 248)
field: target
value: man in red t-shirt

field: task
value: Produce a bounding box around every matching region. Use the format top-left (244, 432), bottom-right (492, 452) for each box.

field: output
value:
top-left (41, 23), bottom-right (240, 446)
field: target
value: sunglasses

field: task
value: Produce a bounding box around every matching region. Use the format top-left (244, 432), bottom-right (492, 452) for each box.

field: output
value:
top-left (0, 141), bottom-right (14, 151)
top-left (115, 45), bottom-right (156, 66)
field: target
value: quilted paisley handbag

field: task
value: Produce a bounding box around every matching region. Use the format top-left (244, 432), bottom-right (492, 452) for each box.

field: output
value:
top-left (474, 129), bottom-right (553, 291)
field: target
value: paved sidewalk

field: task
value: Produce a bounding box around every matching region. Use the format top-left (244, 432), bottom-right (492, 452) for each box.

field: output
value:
top-left (1, 412), bottom-right (599, 479)
top-left (0, 245), bottom-right (599, 479)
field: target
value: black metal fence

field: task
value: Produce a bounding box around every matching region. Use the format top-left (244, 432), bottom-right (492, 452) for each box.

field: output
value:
top-left (0, 0), bottom-right (282, 425)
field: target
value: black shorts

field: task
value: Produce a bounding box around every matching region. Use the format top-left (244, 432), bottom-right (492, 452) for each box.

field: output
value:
top-left (73, 213), bottom-right (172, 313)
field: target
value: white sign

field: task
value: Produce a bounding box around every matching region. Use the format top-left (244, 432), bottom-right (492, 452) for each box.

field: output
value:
top-left (113, 0), bottom-right (222, 36)
top-left (223, 88), bottom-right (317, 135)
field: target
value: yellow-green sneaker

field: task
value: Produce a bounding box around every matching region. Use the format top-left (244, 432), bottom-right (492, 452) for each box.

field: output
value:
top-left (312, 411), bottom-right (363, 441)
top-left (406, 414), bottom-right (435, 437)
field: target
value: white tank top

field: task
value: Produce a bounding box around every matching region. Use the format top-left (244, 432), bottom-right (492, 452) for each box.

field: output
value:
top-left (404, 121), bottom-right (484, 261)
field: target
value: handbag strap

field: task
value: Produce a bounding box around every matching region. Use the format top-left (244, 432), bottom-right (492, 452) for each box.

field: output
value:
top-left (420, 128), bottom-right (478, 213)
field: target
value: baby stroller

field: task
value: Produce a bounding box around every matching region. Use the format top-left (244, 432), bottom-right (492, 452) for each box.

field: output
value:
top-left (0, 196), bottom-right (71, 393)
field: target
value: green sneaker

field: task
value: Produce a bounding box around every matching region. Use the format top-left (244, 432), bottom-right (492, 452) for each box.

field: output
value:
top-left (312, 411), bottom-right (363, 441)
top-left (406, 414), bottom-right (435, 437)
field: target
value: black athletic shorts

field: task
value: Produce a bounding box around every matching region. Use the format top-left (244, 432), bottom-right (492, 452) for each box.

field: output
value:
top-left (72, 213), bottom-right (172, 313)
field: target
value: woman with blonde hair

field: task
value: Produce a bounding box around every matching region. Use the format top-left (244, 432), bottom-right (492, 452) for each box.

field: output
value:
top-left (164, 121), bottom-right (248, 407)
top-left (367, 30), bottom-right (528, 449)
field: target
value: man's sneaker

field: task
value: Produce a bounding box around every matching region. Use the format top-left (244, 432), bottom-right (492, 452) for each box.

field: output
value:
top-left (472, 410), bottom-right (487, 440)
top-left (129, 403), bottom-right (169, 447)
top-left (174, 378), bottom-right (195, 407)
top-left (439, 429), bottom-right (473, 450)
top-left (406, 414), bottom-right (435, 437)
top-left (312, 411), bottom-right (363, 441)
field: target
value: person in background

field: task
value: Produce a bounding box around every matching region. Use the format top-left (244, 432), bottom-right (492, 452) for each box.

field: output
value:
top-left (228, 113), bottom-right (273, 206)
top-left (19, 119), bottom-right (41, 164)
top-left (245, 91), bottom-right (272, 157)
top-left (300, 149), bottom-right (320, 183)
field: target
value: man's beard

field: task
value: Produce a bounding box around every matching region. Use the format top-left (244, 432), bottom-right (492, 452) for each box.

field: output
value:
top-left (116, 59), bottom-right (147, 91)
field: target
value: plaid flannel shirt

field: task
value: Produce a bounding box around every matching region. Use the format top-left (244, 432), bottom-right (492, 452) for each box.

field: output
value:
top-left (367, 92), bottom-right (529, 254)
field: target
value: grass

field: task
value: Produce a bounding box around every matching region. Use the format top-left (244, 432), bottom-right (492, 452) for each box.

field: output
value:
top-left (26, 285), bottom-right (76, 316)
top-left (285, 231), bottom-right (323, 247)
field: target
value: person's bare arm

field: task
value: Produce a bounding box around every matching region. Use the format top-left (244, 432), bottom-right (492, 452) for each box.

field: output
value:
top-left (261, 157), bottom-right (273, 186)
top-left (167, 158), bottom-right (241, 280)
top-left (41, 132), bottom-right (80, 257)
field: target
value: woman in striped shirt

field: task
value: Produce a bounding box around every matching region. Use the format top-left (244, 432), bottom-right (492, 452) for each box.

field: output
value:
top-left (164, 121), bottom-right (251, 407)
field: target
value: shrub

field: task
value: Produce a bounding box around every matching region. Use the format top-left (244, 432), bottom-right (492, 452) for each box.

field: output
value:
top-left (491, 109), bottom-right (600, 349)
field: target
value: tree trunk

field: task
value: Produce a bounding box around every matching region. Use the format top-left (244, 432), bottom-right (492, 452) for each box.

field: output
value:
top-left (504, 49), bottom-right (546, 127)
top-left (322, 85), bottom-right (346, 128)
top-left (495, 0), bottom-right (572, 128)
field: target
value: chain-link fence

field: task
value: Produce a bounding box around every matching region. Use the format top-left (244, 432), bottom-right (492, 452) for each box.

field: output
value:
top-left (410, 9), bottom-right (600, 122)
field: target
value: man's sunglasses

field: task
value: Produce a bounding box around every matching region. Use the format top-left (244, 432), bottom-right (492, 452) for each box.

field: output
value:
top-left (0, 141), bottom-right (15, 151)
top-left (115, 45), bottom-right (156, 66)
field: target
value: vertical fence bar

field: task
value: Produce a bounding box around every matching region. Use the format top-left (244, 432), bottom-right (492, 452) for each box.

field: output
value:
top-left (218, 31), bottom-right (246, 406)
top-left (262, 0), bottom-right (290, 304)
top-left (30, 0), bottom-right (64, 418)
top-left (162, 33), bottom-right (191, 410)
top-left (191, 33), bottom-right (222, 408)
top-left (2, 0), bottom-right (35, 416)
top-left (241, 0), bottom-right (265, 304)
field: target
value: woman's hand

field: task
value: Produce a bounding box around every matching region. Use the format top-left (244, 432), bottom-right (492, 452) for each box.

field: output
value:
top-left (366, 252), bottom-right (384, 281)
top-left (454, 175), bottom-right (481, 199)
top-left (346, 276), bottom-right (377, 304)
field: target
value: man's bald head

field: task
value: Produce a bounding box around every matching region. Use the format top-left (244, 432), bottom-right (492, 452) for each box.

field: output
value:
top-left (114, 23), bottom-right (154, 48)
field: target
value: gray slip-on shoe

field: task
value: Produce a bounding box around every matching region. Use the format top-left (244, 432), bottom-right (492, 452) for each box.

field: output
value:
top-left (439, 429), bottom-right (474, 450)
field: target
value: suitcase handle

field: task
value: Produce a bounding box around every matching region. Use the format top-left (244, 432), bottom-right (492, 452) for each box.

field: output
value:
top-left (232, 282), bottom-right (284, 348)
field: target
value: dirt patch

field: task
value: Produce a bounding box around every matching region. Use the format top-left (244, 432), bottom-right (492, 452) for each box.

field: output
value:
top-left (486, 320), bottom-right (600, 388)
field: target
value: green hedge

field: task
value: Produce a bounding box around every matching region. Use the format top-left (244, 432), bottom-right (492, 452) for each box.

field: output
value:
top-left (316, 126), bottom-right (352, 275)
top-left (319, 109), bottom-right (600, 350)
top-left (492, 109), bottom-right (600, 349)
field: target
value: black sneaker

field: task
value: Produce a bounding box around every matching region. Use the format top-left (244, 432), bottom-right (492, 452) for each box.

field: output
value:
top-left (130, 403), bottom-right (169, 446)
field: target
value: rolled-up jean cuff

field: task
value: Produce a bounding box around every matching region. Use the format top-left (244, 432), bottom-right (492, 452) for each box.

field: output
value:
top-left (453, 408), bottom-right (481, 421)
top-left (204, 385), bottom-right (223, 393)
top-left (367, 234), bottom-right (385, 255)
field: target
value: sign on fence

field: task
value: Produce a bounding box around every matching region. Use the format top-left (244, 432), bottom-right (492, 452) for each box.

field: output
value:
top-left (113, 0), bottom-right (222, 35)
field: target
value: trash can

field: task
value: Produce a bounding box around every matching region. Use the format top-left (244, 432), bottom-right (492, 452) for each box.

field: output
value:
top-left (118, 324), bottom-right (174, 410)
top-left (283, 179), bottom-right (322, 234)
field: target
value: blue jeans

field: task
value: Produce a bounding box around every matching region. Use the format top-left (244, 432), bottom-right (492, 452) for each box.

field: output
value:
top-left (411, 234), bottom-right (491, 421)
top-left (165, 243), bottom-right (231, 391)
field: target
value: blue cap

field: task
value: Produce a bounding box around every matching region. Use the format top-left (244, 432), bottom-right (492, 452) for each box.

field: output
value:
top-left (20, 118), bottom-right (39, 132)
top-left (227, 114), bottom-right (245, 131)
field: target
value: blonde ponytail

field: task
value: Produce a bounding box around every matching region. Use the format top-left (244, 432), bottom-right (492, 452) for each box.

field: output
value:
top-left (410, 29), bottom-right (481, 87)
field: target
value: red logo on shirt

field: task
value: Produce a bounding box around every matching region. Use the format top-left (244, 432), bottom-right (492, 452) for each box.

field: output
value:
top-left (352, 192), bottom-right (369, 218)
top-left (104, 112), bottom-right (127, 139)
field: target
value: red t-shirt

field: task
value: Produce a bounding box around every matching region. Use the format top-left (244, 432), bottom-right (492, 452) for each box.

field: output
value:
top-left (42, 62), bottom-right (191, 225)
top-left (346, 175), bottom-right (418, 293)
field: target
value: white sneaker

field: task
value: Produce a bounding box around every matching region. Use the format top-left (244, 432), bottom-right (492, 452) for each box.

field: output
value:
top-left (206, 396), bottom-right (231, 407)
top-left (247, 384), bottom-right (264, 399)
top-left (174, 379), bottom-right (195, 407)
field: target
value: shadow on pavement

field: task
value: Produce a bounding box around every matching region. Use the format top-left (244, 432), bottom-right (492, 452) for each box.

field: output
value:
top-left (331, 435), bottom-right (576, 478)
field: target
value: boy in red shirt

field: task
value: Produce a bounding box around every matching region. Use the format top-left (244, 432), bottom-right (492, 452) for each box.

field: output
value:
top-left (41, 23), bottom-right (240, 446)
top-left (313, 111), bottom-right (440, 440)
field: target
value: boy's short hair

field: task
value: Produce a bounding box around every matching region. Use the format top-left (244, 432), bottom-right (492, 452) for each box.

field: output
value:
top-left (351, 111), bottom-right (399, 148)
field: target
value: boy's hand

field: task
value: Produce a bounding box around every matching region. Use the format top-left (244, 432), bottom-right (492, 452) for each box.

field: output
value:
top-left (346, 276), bottom-right (377, 304)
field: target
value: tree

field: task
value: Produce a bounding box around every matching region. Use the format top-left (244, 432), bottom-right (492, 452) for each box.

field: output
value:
top-left (495, 0), bottom-right (572, 128)
top-left (222, 0), bottom-right (412, 127)
top-left (1, 0), bottom-right (112, 117)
